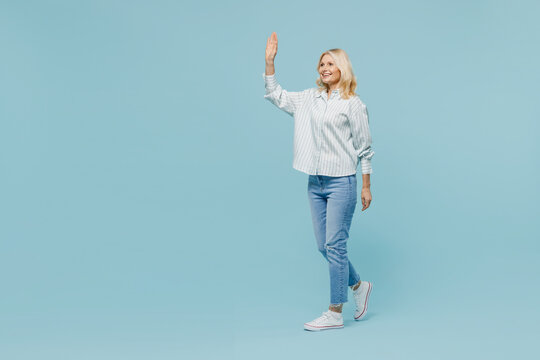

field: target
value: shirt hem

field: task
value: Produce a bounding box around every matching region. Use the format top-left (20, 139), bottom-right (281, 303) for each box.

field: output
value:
top-left (292, 164), bottom-right (357, 177)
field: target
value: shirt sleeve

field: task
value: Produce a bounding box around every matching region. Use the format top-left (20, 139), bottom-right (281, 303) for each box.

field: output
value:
top-left (349, 97), bottom-right (375, 174)
top-left (262, 72), bottom-right (310, 117)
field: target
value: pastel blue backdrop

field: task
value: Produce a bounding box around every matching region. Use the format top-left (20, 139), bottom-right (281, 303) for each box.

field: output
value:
top-left (1, 0), bottom-right (539, 359)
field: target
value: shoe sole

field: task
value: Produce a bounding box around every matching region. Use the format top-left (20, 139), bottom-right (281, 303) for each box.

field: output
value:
top-left (354, 281), bottom-right (372, 320)
top-left (304, 324), bottom-right (344, 331)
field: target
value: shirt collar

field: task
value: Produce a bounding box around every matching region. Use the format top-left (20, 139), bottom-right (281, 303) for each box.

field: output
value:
top-left (316, 88), bottom-right (341, 99)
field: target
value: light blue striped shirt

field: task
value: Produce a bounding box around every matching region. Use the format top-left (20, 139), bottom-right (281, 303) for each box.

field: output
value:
top-left (262, 72), bottom-right (374, 176)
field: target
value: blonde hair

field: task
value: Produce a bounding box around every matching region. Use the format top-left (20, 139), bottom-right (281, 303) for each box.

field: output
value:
top-left (315, 49), bottom-right (357, 100)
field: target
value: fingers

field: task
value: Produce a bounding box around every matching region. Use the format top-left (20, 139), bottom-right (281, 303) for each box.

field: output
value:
top-left (268, 32), bottom-right (277, 45)
top-left (266, 33), bottom-right (278, 61)
top-left (361, 195), bottom-right (371, 211)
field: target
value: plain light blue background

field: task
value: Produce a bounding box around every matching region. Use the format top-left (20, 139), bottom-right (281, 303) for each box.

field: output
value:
top-left (1, 0), bottom-right (539, 359)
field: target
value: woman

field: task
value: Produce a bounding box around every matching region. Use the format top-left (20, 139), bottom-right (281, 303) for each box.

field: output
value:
top-left (263, 32), bottom-right (374, 331)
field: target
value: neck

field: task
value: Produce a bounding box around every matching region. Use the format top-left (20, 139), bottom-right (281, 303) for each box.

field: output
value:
top-left (327, 83), bottom-right (339, 92)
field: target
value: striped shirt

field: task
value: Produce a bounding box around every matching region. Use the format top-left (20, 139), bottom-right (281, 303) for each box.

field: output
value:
top-left (262, 72), bottom-right (374, 176)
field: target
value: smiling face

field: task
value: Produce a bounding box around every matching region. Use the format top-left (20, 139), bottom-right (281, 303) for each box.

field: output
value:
top-left (319, 54), bottom-right (341, 88)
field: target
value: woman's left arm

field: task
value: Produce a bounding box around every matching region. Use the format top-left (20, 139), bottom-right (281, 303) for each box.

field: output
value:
top-left (349, 97), bottom-right (375, 210)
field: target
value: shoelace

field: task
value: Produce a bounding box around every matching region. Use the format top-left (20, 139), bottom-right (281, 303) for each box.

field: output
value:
top-left (313, 311), bottom-right (336, 324)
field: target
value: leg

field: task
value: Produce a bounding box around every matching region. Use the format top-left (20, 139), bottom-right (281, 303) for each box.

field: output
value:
top-left (308, 176), bottom-right (361, 288)
top-left (307, 177), bottom-right (328, 258)
top-left (325, 175), bottom-right (359, 305)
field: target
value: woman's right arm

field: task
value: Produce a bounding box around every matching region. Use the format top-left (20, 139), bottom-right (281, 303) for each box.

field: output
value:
top-left (262, 71), bottom-right (310, 117)
top-left (263, 32), bottom-right (309, 116)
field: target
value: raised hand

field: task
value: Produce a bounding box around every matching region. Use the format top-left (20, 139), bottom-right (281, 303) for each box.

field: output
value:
top-left (265, 32), bottom-right (278, 64)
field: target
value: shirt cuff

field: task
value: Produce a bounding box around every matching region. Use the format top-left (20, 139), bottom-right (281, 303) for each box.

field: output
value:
top-left (360, 158), bottom-right (372, 174)
top-left (262, 72), bottom-right (278, 92)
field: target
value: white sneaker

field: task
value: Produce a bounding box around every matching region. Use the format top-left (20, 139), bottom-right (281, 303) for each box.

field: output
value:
top-left (304, 310), bottom-right (344, 331)
top-left (353, 281), bottom-right (372, 320)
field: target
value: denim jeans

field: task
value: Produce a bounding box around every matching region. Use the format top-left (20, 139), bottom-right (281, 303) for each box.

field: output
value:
top-left (307, 174), bottom-right (361, 305)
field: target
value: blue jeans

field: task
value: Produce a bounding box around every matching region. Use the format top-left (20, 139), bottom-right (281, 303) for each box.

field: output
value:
top-left (307, 174), bottom-right (361, 305)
